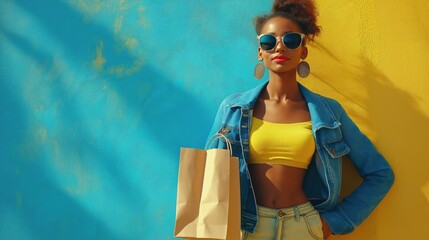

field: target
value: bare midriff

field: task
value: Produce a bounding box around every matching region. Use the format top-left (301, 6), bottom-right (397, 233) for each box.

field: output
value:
top-left (248, 164), bottom-right (308, 209)
top-left (249, 82), bottom-right (312, 209)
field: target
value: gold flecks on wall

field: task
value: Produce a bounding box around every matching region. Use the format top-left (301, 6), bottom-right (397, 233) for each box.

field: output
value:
top-left (118, 0), bottom-right (133, 12)
top-left (123, 37), bottom-right (138, 51)
top-left (137, 5), bottom-right (150, 29)
top-left (112, 1), bottom-right (149, 33)
top-left (91, 39), bottom-right (143, 76)
top-left (108, 59), bottom-right (144, 77)
top-left (67, 0), bottom-right (105, 22)
top-left (35, 127), bottom-right (48, 144)
top-left (114, 15), bottom-right (124, 34)
top-left (92, 41), bottom-right (106, 70)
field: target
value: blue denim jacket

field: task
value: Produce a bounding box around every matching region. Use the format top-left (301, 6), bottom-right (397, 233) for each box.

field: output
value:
top-left (207, 81), bottom-right (394, 235)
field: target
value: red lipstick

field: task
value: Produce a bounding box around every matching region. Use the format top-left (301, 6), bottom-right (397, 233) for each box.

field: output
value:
top-left (273, 55), bottom-right (289, 63)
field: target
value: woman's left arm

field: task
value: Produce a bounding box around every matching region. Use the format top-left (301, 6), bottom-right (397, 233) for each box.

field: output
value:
top-left (321, 103), bottom-right (395, 235)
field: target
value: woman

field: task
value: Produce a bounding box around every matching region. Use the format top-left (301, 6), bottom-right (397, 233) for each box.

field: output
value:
top-left (207, 0), bottom-right (394, 239)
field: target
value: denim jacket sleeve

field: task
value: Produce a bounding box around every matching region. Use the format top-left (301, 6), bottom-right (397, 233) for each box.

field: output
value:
top-left (320, 100), bottom-right (395, 234)
top-left (206, 94), bottom-right (241, 147)
top-left (207, 97), bottom-right (232, 148)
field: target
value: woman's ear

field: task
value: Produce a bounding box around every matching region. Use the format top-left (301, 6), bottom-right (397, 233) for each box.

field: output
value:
top-left (301, 46), bottom-right (308, 60)
top-left (258, 47), bottom-right (263, 61)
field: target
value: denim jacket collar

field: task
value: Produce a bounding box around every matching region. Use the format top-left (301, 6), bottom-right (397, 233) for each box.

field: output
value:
top-left (228, 81), bottom-right (341, 130)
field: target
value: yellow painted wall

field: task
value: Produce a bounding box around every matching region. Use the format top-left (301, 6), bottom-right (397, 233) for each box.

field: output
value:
top-left (302, 0), bottom-right (429, 239)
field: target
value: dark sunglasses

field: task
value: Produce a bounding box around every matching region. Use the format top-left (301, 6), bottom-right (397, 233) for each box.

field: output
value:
top-left (257, 32), bottom-right (305, 51)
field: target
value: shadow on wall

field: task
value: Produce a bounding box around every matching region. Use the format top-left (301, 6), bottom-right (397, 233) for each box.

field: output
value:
top-left (361, 56), bottom-right (429, 237)
top-left (2, 0), bottom-right (213, 239)
top-left (0, 77), bottom-right (119, 240)
top-left (314, 41), bottom-right (429, 238)
top-left (1, 40), bottom-right (148, 240)
top-left (10, 0), bottom-right (212, 150)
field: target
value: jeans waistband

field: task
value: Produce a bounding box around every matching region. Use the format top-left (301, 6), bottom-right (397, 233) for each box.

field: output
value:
top-left (257, 202), bottom-right (315, 218)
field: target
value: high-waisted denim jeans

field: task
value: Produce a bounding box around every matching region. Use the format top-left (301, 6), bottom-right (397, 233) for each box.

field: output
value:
top-left (241, 202), bottom-right (324, 240)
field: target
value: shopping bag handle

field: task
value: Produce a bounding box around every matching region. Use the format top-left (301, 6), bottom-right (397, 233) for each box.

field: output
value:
top-left (205, 133), bottom-right (233, 156)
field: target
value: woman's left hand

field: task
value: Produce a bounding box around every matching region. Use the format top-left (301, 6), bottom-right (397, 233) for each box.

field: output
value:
top-left (320, 216), bottom-right (332, 239)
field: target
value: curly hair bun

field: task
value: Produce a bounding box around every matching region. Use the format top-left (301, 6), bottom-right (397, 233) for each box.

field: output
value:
top-left (273, 0), bottom-right (315, 15)
top-left (272, 0), bottom-right (321, 40)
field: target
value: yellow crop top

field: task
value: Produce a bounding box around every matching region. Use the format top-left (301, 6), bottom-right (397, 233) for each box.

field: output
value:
top-left (249, 117), bottom-right (316, 169)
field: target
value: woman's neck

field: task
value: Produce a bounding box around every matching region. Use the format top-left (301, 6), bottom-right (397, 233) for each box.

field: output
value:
top-left (265, 72), bottom-right (303, 102)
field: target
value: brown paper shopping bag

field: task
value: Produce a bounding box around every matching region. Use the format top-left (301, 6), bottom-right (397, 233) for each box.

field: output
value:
top-left (174, 134), bottom-right (240, 240)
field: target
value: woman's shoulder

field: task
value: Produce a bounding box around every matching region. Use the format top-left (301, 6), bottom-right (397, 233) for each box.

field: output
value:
top-left (214, 92), bottom-right (242, 110)
top-left (219, 82), bottom-right (267, 108)
top-left (301, 85), bottom-right (343, 109)
top-left (300, 86), bottom-right (347, 118)
top-left (318, 94), bottom-right (346, 117)
top-left (222, 92), bottom-right (243, 104)
top-left (319, 94), bottom-right (342, 109)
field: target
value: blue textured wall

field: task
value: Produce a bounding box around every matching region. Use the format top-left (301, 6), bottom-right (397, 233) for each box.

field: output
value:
top-left (2, 0), bottom-right (429, 239)
top-left (0, 1), bottom-right (269, 239)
